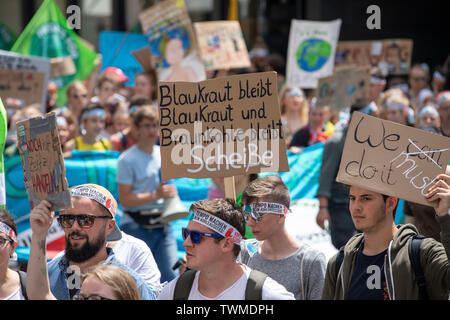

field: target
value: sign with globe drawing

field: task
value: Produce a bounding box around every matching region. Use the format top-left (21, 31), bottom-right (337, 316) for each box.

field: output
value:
top-left (286, 19), bottom-right (341, 89)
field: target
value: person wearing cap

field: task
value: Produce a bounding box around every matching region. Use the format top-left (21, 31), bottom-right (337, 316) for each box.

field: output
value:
top-left (158, 198), bottom-right (295, 300)
top-left (0, 209), bottom-right (26, 300)
top-left (26, 184), bottom-right (157, 300)
top-left (437, 91), bottom-right (450, 137)
top-left (321, 172), bottom-right (450, 300)
top-left (104, 66), bottom-right (129, 85)
top-left (239, 176), bottom-right (326, 300)
top-left (117, 106), bottom-right (179, 283)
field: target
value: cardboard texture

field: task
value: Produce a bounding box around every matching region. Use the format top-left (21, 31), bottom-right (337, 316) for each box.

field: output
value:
top-left (336, 112), bottom-right (450, 206)
top-left (158, 71), bottom-right (290, 181)
top-left (16, 112), bottom-right (72, 211)
top-left (316, 65), bottom-right (364, 111)
top-left (139, 0), bottom-right (206, 82)
top-left (194, 20), bottom-right (251, 71)
top-left (0, 49), bottom-right (50, 111)
top-left (286, 19), bottom-right (342, 88)
top-left (50, 56), bottom-right (76, 78)
top-left (131, 47), bottom-right (154, 72)
top-left (335, 39), bottom-right (413, 75)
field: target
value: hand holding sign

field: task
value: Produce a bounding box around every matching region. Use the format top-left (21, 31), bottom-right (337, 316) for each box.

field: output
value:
top-left (29, 200), bottom-right (54, 238)
top-left (425, 173), bottom-right (450, 216)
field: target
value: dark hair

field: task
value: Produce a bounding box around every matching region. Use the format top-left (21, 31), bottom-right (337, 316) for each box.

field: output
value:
top-left (350, 97), bottom-right (372, 116)
top-left (135, 70), bottom-right (158, 101)
top-left (0, 209), bottom-right (17, 237)
top-left (190, 198), bottom-right (245, 257)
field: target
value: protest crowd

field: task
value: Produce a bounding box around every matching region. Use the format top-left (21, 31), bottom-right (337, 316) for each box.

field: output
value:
top-left (1, 0), bottom-right (450, 303)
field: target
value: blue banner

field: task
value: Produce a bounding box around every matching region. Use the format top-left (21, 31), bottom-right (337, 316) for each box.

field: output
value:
top-left (99, 31), bottom-right (149, 86)
top-left (5, 145), bottom-right (324, 263)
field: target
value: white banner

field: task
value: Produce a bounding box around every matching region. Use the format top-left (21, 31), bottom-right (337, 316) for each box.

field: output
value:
top-left (286, 19), bottom-right (341, 89)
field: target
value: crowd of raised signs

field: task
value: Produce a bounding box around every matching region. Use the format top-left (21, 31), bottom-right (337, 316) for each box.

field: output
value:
top-left (1, 0), bottom-right (450, 300)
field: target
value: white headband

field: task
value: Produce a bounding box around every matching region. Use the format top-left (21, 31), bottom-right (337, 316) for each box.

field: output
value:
top-left (0, 221), bottom-right (17, 243)
top-left (247, 202), bottom-right (290, 215)
top-left (192, 209), bottom-right (243, 245)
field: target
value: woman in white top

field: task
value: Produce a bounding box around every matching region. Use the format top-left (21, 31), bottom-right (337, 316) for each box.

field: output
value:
top-left (0, 209), bottom-right (26, 300)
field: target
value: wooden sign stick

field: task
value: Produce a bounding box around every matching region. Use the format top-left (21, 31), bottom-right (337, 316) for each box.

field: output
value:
top-left (224, 176), bottom-right (236, 200)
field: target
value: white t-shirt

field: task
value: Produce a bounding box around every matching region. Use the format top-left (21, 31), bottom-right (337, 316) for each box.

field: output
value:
top-left (158, 264), bottom-right (295, 300)
top-left (3, 285), bottom-right (26, 300)
top-left (111, 231), bottom-right (162, 291)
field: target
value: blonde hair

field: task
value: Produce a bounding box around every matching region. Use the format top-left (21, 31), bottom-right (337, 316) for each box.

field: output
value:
top-left (81, 265), bottom-right (141, 300)
top-left (279, 85), bottom-right (309, 124)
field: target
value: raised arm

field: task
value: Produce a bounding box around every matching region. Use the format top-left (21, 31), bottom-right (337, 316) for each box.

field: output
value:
top-left (27, 200), bottom-right (56, 300)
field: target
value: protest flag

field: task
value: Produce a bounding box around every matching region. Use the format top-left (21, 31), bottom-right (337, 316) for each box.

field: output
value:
top-left (0, 98), bottom-right (7, 209)
top-left (0, 20), bottom-right (17, 50)
top-left (11, 0), bottom-right (98, 107)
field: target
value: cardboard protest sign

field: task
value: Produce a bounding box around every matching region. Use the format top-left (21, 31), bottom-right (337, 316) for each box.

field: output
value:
top-left (16, 112), bottom-right (72, 211)
top-left (50, 56), bottom-right (76, 78)
top-left (335, 39), bottom-right (413, 76)
top-left (194, 20), bottom-right (251, 71)
top-left (316, 65), bottom-right (359, 111)
top-left (336, 112), bottom-right (450, 206)
top-left (286, 19), bottom-right (341, 88)
top-left (0, 49), bottom-right (50, 112)
top-left (158, 71), bottom-right (289, 181)
top-left (139, 0), bottom-right (206, 82)
top-left (354, 65), bottom-right (371, 99)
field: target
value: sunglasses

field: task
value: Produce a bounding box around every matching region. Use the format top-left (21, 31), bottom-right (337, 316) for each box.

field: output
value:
top-left (0, 236), bottom-right (13, 247)
top-left (72, 94), bottom-right (88, 100)
top-left (182, 227), bottom-right (223, 244)
top-left (73, 294), bottom-right (112, 301)
top-left (243, 206), bottom-right (270, 223)
top-left (58, 214), bottom-right (111, 229)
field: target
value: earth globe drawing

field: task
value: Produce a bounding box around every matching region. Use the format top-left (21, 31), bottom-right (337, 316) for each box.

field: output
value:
top-left (296, 38), bottom-right (332, 72)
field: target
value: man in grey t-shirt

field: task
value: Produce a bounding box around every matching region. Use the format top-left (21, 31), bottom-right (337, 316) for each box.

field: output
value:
top-left (240, 176), bottom-right (326, 300)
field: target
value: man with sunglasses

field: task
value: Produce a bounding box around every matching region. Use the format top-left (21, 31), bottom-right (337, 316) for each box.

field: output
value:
top-left (26, 184), bottom-right (156, 300)
top-left (158, 198), bottom-right (294, 300)
top-left (240, 176), bottom-right (327, 300)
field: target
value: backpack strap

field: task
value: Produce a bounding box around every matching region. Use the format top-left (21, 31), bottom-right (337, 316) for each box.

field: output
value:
top-left (99, 138), bottom-right (109, 151)
top-left (408, 235), bottom-right (428, 300)
top-left (173, 269), bottom-right (197, 300)
top-left (245, 269), bottom-right (267, 300)
top-left (18, 270), bottom-right (28, 300)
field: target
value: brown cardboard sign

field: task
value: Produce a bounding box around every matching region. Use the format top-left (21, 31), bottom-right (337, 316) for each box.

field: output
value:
top-left (194, 20), bottom-right (251, 71)
top-left (316, 65), bottom-right (358, 111)
top-left (50, 56), bottom-right (76, 78)
top-left (0, 69), bottom-right (45, 107)
top-left (131, 47), bottom-right (154, 72)
top-left (335, 39), bottom-right (413, 75)
top-left (16, 112), bottom-right (72, 211)
top-left (158, 71), bottom-right (289, 181)
top-left (336, 112), bottom-right (450, 206)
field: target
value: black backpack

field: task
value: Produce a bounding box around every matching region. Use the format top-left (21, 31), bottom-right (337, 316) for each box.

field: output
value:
top-left (173, 269), bottom-right (267, 300)
top-left (335, 235), bottom-right (427, 299)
